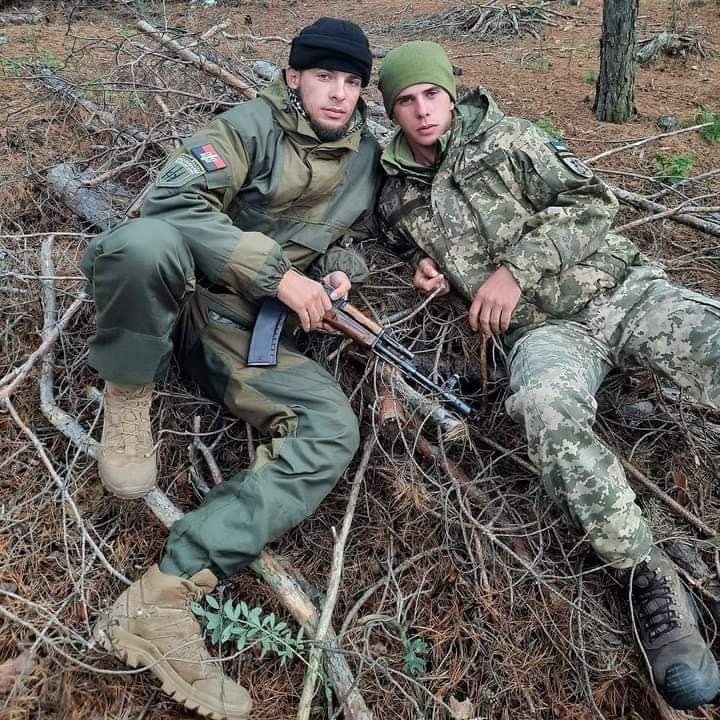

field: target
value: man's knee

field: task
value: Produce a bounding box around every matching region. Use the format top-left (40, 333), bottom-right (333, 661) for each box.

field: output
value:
top-left (308, 387), bottom-right (360, 480)
top-left (86, 218), bottom-right (190, 279)
top-left (507, 380), bottom-right (598, 438)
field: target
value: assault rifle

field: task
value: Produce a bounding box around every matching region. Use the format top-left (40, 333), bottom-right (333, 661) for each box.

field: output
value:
top-left (248, 291), bottom-right (472, 418)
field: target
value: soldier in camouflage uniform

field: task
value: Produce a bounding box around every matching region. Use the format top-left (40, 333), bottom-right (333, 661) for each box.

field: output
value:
top-left (84, 19), bottom-right (381, 719)
top-left (377, 40), bottom-right (720, 710)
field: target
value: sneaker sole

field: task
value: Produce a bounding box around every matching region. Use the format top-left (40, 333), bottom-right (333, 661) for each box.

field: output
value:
top-left (664, 654), bottom-right (720, 710)
top-left (94, 614), bottom-right (252, 720)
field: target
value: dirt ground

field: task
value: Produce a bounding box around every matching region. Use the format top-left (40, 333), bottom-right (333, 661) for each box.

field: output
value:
top-left (1, 0), bottom-right (720, 719)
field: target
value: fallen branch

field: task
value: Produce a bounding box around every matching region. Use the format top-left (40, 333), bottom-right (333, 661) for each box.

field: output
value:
top-left (620, 460), bottom-right (716, 539)
top-left (586, 121), bottom-right (715, 164)
top-left (0, 290), bottom-right (88, 402)
top-left (32, 62), bottom-right (147, 143)
top-left (136, 20), bottom-right (256, 99)
top-left (0, 8), bottom-right (43, 25)
top-left (611, 187), bottom-right (720, 238)
top-left (46, 164), bottom-right (131, 230)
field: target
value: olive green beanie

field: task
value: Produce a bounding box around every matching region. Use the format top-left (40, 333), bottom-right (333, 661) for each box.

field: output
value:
top-left (378, 41), bottom-right (456, 116)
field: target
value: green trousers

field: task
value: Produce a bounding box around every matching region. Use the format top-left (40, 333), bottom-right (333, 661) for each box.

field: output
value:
top-left (83, 219), bottom-right (360, 579)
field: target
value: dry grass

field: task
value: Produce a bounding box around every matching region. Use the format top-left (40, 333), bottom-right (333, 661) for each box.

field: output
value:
top-left (1, 2), bottom-right (720, 720)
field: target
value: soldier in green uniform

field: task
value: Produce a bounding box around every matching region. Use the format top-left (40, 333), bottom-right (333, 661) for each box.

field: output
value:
top-left (376, 40), bottom-right (720, 710)
top-left (85, 18), bottom-right (381, 719)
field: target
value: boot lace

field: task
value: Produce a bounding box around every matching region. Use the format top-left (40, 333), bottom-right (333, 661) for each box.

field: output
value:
top-left (632, 563), bottom-right (681, 641)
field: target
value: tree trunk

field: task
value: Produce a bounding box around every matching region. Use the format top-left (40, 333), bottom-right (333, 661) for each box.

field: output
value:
top-left (593, 0), bottom-right (638, 122)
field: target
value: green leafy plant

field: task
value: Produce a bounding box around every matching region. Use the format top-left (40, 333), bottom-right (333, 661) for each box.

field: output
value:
top-left (403, 636), bottom-right (429, 676)
top-left (40, 48), bottom-right (62, 70)
top-left (578, 39), bottom-right (596, 57)
top-left (581, 69), bottom-right (597, 84)
top-left (696, 110), bottom-right (720, 144)
top-left (655, 152), bottom-right (694, 184)
top-left (191, 595), bottom-right (307, 665)
top-left (125, 90), bottom-right (148, 110)
top-left (0, 56), bottom-right (27, 77)
top-left (534, 116), bottom-right (563, 140)
top-left (523, 52), bottom-right (550, 71)
top-left (82, 79), bottom-right (107, 102)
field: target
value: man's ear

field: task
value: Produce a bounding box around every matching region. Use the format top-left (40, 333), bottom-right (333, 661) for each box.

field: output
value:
top-left (286, 67), bottom-right (300, 89)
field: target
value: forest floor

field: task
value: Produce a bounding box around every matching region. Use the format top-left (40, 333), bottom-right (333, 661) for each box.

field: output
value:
top-left (1, 0), bottom-right (720, 719)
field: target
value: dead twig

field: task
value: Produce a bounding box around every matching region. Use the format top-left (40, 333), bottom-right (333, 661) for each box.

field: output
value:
top-left (136, 20), bottom-right (256, 99)
top-left (297, 437), bottom-right (376, 720)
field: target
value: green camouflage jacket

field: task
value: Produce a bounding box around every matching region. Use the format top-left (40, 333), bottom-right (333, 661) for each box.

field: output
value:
top-left (378, 88), bottom-right (642, 340)
top-left (142, 75), bottom-right (381, 325)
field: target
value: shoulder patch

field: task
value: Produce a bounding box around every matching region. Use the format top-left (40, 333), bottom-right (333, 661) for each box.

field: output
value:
top-left (190, 143), bottom-right (227, 172)
top-left (547, 139), bottom-right (568, 153)
top-left (547, 140), bottom-right (594, 178)
top-left (156, 155), bottom-right (205, 188)
top-left (558, 153), bottom-right (594, 179)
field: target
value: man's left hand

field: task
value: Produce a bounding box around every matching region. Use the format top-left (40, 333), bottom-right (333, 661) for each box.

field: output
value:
top-left (321, 271), bottom-right (352, 333)
top-left (468, 266), bottom-right (521, 336)
top-left (322, 271), bottom-right (352, 301)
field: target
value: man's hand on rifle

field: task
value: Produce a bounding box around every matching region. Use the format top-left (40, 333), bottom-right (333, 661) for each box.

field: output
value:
top-left (277, 270), bottom-right (333, 332)
top-left (321, 271), bottom-right (352, 332)
top-left (413, 257), bottom-right (449, 295)
top-left (322, 271), bottom-right (351, 301)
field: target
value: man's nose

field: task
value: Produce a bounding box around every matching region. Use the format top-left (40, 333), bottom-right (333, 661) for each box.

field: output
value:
top-left (329, 79), bottom-right (346, 101)
top-left (415, 98), bottom-right (429, 117)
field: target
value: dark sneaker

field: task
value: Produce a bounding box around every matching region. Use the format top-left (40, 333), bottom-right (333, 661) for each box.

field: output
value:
top-left (625, 545), bottom-right (720, 710)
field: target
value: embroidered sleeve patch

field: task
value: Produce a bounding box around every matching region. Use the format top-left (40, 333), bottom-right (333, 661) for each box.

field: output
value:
top-left (547, 140), bottom-right (593, 179)
top-left (191, 143), bottom-right (227, 172)
top-left (156, 154), bottom-right (205, 188)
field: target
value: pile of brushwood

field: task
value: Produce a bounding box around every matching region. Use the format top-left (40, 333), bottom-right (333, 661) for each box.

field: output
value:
top-left (2, 5), bottom-right (720, 720)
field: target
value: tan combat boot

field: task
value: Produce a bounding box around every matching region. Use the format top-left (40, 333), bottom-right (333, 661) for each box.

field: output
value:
top-left (94, 565), bottom-right (252, 720)
top-left (625, 546), bottom-right (720, 709)
top-left (98, 382), bottom-right (157, 498)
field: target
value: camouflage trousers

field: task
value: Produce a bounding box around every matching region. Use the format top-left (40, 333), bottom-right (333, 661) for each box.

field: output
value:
top-left (506, 265), bottom-right (720, 568)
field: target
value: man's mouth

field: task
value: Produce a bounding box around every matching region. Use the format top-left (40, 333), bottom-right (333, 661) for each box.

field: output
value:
top-left (323, 107), bottom-right (347, 121)
top-left (416, 124), bottom-right (436, 134)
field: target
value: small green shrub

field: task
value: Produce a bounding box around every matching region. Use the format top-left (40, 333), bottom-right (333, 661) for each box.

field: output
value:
top-left (696, 110), bottom-right (720, 144)
top-left (581, 69), bottom-right (597, 84)
top-left (535, 116), bottom-right (563, 140)
top-left (578, 39), bottom-right (596, 56)
top-left (40, 48), bottom-right (62, 70)
top-left (655, 152), bottom-right (694, 184)
top-left (192, 596), bottom-right (307, 665)
top-left (523, 52), bottom-right (550, 71)
top-left (0, 56), bottom-right (27, 76)
top-left (403, 636), bottom-right (429, 676)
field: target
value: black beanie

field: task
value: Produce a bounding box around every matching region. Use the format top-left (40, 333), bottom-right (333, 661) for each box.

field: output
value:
top-left (289, 17), bottom-right (372, 87)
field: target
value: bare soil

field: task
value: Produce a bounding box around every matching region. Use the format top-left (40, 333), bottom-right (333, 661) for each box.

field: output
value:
top-left (1, 1), bottom-right (719, 719)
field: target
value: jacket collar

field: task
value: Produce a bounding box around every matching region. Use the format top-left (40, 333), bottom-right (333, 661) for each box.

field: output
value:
top-left (259, 74), bottom-right (369, 152)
